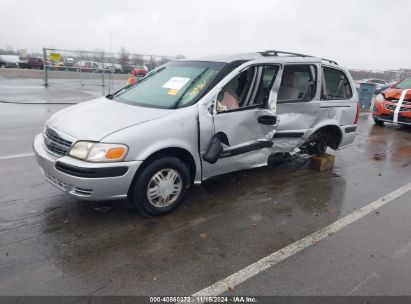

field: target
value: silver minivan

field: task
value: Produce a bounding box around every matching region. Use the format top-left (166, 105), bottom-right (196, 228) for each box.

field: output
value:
top-left (34, 51), bottom-right (359, 216)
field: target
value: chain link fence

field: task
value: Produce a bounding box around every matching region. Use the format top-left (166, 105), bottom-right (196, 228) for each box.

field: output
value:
top-left (42, 48), bottom-right (177, 95)
top-left (37, 49), bottom-right (411, 95)
top-left (348, 69), bottom-right (411, 82)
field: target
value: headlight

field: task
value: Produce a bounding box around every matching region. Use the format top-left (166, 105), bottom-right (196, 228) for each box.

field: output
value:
top-left (69, 141), bottom-right (128, 162)
top-left (375, 94), bottom-right (384, 103)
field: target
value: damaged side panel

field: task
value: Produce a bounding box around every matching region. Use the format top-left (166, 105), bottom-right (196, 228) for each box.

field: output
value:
top-left (199, 60), bottom-right (283, 180)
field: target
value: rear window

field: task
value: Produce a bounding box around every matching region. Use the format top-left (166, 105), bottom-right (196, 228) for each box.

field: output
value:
top-left (322, 67), bottom-right (353, 100)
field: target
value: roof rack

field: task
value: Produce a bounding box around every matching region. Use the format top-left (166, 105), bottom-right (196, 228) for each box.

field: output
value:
top-left (259, 50), bottom-right (338, 65)
top-left (320, 58), bottom-right (339, 65)
top-left (260, 50), bottom-right (309, 57)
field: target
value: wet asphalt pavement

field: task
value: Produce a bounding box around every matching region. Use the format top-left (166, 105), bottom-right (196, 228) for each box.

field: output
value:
top-left (0, 73), bottom-right (410, 296)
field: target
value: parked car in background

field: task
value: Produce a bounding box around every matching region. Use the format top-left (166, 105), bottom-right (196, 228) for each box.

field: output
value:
top-left (0, 55), bottom-right (24, 68)
top-left (121, 64), bottom-right (134, 74)
top-left (72, 61), bottom-right (99, 72)
top-left (355, 79), bottom-right (390, 94)
top-left (104, 63), bottom-right (123, 73)
top-left (133, 65), bottom-right (149, 76)
top-left (4, 62), bottom-right (18, 68)
top-left (112, 63), bottom-right (123, 73)
top-left (27, 57), bottom-right (44, 69)
top-left (18, 58), bottom-right (29, 69)
top-left (373, 76), bottom-right (411, 126)
top-left (33, 50), bottom-right (359, 216)
top-left (0, 56), bottom-right (11, 68)
top-left (64, 57), bottom-right (75, 68)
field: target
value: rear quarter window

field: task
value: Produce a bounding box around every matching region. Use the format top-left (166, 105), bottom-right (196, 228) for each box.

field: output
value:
top-left (322, 67), bottom-right (353, 100)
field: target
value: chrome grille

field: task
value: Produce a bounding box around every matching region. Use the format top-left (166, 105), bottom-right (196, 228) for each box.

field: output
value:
top-left (44, 127), bottom-right (73, 157)
top-left (385, 103), bottom-right (411, 112)
top-left (386, 98), bottom-right (411, 106)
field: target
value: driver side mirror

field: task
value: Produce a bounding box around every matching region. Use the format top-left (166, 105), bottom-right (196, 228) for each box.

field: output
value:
top-left (203, 135), bottom-right (223, 164)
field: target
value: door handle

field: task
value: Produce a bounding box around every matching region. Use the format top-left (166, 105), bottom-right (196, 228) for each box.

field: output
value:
top-left (258, 115), bottom-right (277, 125)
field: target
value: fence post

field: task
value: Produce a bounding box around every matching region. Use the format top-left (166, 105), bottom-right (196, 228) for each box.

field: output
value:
top-left (101, 52), bottom-right (105, 95)
top-left (43, 48), bottom-right (48, 87)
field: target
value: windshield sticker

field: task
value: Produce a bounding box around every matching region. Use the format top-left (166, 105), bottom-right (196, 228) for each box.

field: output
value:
top-left (185, 70), bottom-right (218, 100)
top-left (167, 89), bottom-right (178, 96)
top-left (162, 77), bottom-right (191, 90)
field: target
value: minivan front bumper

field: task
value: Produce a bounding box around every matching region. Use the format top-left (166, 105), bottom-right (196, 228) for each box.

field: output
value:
top-left (33, 133), bottom-right (142, 201)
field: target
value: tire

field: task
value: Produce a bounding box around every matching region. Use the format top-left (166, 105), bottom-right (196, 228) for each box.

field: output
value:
top-left (301, 131), bottom-right (328, 155)
top-left (129, 157), bottom-right (191, 217)
top-left (373, 118), bottom-right (384, 126)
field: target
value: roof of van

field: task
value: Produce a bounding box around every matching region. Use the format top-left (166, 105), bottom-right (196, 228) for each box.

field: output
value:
top-left (186, 50), bottom-right (338, 65)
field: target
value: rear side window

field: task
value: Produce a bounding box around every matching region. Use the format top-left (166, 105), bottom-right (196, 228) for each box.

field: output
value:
top-left (322, 67), bottom-right (353, 100)
top-left (278, 65), bottom-right (317, 103)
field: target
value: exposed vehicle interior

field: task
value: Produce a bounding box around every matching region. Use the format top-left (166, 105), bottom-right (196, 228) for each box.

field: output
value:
top-left (217, 65), bottom-right (278, 112)
top-left (322, 67), bottom-right (353, 99)
top-left (278, 65), bottom-right (316, 102)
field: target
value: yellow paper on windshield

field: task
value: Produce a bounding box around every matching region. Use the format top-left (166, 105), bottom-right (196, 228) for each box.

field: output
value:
top-left (168, 89), bottom-right (178, 95)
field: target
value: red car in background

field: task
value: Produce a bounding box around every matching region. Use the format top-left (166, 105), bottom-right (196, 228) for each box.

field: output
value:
top-left (133, 65), bottom-right (149, 76)
top-left (372, 76), bottom-right (411, 126)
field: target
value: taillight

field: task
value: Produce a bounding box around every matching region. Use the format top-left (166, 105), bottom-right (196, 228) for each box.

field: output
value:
top-left (354, 101), bottom-right (360, 124)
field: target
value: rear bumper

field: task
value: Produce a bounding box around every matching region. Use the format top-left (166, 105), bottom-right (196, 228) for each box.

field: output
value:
top-left (33, 133), bottom-right (142, 201)
top-left (338, 124), bottom-right (357, 148)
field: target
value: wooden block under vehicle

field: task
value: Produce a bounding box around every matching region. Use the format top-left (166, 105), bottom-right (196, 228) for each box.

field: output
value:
top-left (310, 154), bottom-right (336, 172)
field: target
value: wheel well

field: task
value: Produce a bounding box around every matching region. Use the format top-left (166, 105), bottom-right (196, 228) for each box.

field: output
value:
top-left (316, 125), bottom-right (343, 149)
top-left (137, 148), bottom-right (196, 183)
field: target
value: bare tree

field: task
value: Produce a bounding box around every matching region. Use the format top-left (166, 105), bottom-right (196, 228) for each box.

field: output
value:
top-left (131, 54), bottom-right (144, 66)
top-left (119, 47), bottom-right (129, 65)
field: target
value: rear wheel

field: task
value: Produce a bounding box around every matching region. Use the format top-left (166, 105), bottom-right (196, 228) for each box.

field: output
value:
top-left (129, 157), bottom-right (190, 217)
top-left (301, 131), bottom-right (328, 155)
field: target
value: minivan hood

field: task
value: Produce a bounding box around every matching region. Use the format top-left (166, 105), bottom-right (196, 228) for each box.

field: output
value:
top-left (48, 97), bottom-right (172, 141)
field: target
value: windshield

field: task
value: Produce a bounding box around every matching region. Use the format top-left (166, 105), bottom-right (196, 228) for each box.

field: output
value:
top-left (395, 77), bottom-right (411, 89)
top-left (113, 61), bottom-right (226, 108)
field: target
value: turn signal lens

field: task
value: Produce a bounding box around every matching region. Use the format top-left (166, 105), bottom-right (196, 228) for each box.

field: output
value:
top-left (106, 148), bottom-right (126, 160)
top-left (69, 141), bottom-right (128, 162)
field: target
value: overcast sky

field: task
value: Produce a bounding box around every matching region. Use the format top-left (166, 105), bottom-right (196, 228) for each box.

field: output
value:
top-left (1, 0), bottom-right (410, 70)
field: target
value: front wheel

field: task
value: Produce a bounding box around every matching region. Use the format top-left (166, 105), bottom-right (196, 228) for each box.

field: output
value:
top-left (129, 157), bottom-right (191, 216)
top-left (373, 118), bottom-right (384, 126)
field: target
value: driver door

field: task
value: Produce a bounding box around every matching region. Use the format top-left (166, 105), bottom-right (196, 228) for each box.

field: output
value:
top-left (200, 64), bottom-right (283, 180)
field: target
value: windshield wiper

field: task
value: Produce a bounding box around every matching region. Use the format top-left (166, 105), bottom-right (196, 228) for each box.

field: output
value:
top-left (171, 68), bottom-right (209, 109)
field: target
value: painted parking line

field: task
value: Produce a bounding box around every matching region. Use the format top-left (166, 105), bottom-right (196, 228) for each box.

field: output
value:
top-left (192, 181), bottom-right (411, 297)
top-left (0, 152), bottom-right (35, 161)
